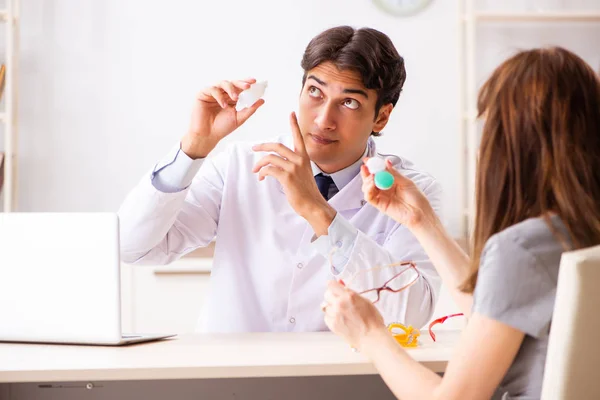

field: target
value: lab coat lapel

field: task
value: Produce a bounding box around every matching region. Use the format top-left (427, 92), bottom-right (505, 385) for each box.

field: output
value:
top-left (328, 137), bottom-right (378, 212)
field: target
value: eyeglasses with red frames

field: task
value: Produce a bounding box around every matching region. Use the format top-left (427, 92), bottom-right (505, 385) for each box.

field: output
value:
top-left (328, 249), bottom-right (423, 303)
top-left (354, 261), bottom-right (421, 303)
top-left (428, 313), bottom-right (464, 342)
top-left (328, 248), bottom-right (465, 347)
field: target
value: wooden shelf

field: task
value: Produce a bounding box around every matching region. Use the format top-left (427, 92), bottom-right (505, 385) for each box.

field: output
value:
top-left (473, 12), bottom-right (600, 22)
top-left (153, 258), bottom-right (213, 275)
top-left (459, 4), bottom-right (600, 238)
top-left (1, 1), bottom-right (19, 212)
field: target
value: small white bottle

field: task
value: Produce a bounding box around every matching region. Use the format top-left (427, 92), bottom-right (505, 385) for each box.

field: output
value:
top-left (236, 81), bottom-right (268, 111)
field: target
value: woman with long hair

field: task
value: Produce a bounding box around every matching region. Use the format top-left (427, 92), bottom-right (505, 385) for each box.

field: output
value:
top-left (322, 47), bottom-right (600, 399)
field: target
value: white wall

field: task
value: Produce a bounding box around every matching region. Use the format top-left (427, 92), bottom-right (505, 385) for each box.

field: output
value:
top-left (13, 0), bottom-right (600, 235)
top-left (15, 0), bottom-right (464, 235)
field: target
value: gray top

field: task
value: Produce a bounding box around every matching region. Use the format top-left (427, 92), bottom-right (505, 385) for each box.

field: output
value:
top-left (472, 215), bottom-right (570, 400)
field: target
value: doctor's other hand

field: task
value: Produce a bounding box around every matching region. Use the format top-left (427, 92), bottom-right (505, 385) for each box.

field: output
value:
top-left (323, 280), bottom-right (387, 352)
top-left (361, 159), bottom-right (433, 231)
top-left (251, 112), bottom-right (336, 236)
top-left (181, 78), bottom-right (265, 159)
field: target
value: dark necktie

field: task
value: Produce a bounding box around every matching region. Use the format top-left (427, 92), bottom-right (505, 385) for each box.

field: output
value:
top-left (315, 173), bottom-right (336, 201)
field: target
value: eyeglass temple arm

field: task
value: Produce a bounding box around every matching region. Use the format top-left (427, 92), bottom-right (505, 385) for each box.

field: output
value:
top-left (428, 313), bottom-right (464, 342)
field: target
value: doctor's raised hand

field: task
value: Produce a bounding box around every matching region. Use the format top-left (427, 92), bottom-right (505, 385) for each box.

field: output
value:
top-left (180, 78), bottom-right (265, 159)
top-left (251, 112), bottom-right (336, 237)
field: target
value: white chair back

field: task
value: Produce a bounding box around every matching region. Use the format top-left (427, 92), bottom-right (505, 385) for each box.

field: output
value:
top-left (541, 245), bottom-right (600, 399)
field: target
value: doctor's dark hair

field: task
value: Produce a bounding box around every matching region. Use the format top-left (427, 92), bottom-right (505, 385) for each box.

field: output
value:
top-left (300, 26), bottom-right (406, 136)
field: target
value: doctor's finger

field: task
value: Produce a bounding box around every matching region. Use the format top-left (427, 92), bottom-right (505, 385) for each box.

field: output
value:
top-left (217, 80), bottom-right (243, 101)
top-left (252, 154), bottom-right (291, 173)
top-left (252, 143), bottom-right (301, 163)
top-left (257, 165), bottom-right (285, 182)
top-left (207, 86), bottom-right (231, 108)
top-left (290, 112), bottom-right (308, 157)
top-left (232, 78), bottom-right (257, 87)
top-left (237, 98), bottom-right (265, 125)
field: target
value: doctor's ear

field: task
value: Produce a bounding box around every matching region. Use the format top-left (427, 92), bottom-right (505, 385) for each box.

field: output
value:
top-left (373, 104), bottom-right (393, 133)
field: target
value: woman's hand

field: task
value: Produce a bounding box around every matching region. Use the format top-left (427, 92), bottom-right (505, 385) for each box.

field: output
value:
top-left (361, 159), bottom-right (433, 230)
top-left (322, 280), bottom-right (387, 351)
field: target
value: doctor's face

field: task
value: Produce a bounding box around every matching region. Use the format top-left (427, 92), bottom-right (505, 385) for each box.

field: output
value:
top-left (297, 62), bottom-right (393, 174)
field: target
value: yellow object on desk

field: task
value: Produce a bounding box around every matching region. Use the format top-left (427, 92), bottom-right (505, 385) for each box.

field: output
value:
top-left (387, 323), bottom-right (420, 348)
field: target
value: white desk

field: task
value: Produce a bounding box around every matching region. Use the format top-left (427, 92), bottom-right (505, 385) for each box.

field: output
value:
top-left (0, 331), bottom-right (459, 400)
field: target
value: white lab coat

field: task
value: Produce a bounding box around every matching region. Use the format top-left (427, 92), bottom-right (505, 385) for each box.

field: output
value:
top-left (118, 136), bottom-right (443, 332)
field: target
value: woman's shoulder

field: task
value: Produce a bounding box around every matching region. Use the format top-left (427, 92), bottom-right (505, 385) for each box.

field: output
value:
top-left (477, 215), bottom-right (566, 295)
top-left (484, 215), bottom-right (566, 258)
top-left (474, 216), bottom-right (564, 338)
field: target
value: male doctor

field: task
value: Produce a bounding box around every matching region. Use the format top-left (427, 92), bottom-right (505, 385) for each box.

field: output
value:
top-left (118, 26), bottom-right (442, 333)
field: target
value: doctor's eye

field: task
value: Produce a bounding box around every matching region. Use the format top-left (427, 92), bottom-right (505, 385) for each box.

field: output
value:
top-left (308, 86), bottom-right (323, 98)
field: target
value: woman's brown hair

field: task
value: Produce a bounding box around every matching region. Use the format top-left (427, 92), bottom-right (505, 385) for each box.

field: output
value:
top-left (463, 47), bottom-right (600, 292)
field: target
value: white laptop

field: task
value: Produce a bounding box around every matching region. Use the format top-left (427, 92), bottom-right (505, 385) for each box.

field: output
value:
top-left (0, 212), bottom-right (175, 345)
